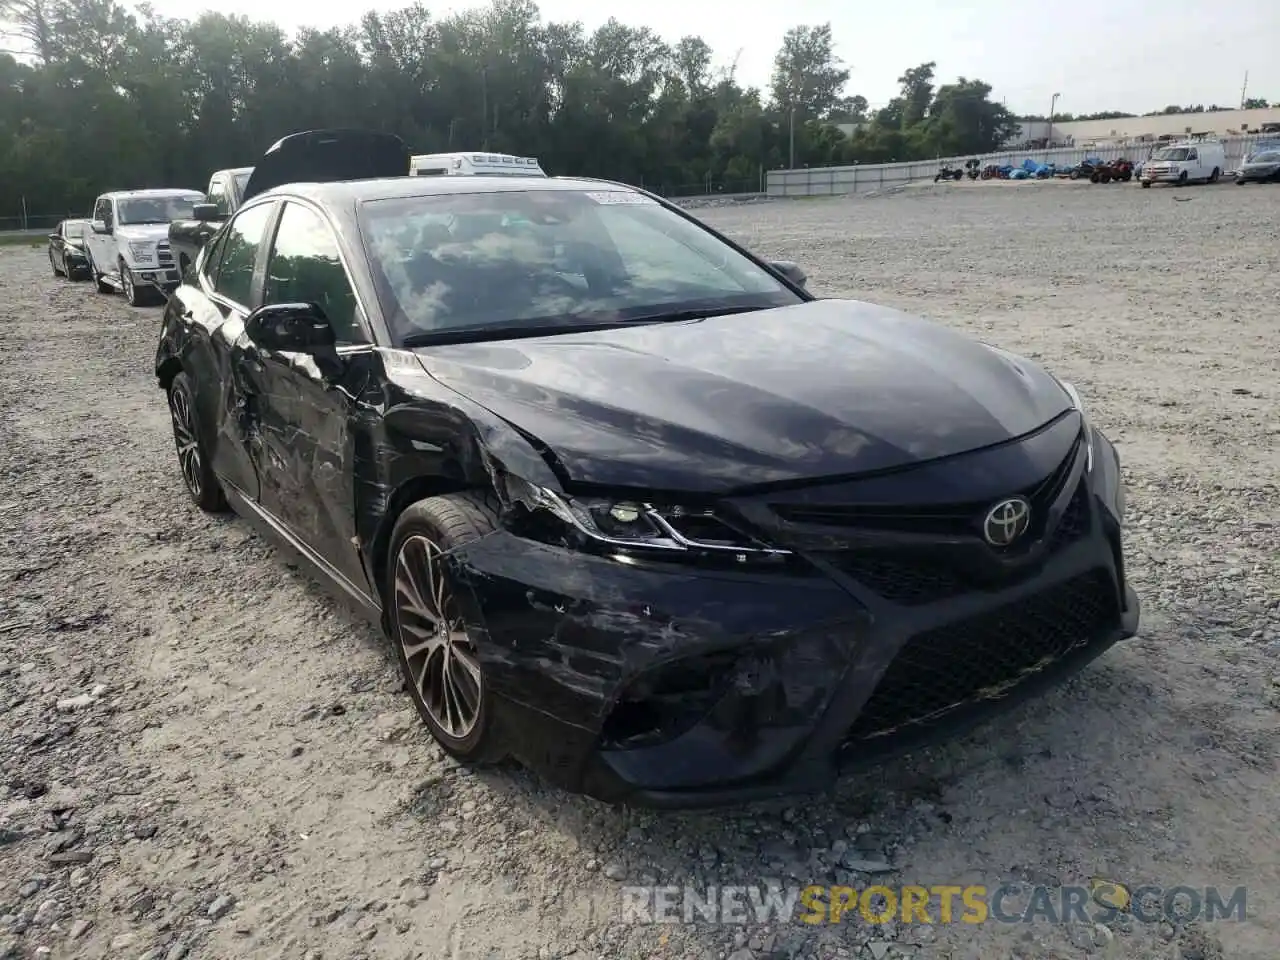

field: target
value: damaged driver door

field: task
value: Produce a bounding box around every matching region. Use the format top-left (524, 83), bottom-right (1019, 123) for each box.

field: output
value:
top-left (198, 200), bottom-right (279, 503)
top-left (240, 199), bottom-right (371, 593)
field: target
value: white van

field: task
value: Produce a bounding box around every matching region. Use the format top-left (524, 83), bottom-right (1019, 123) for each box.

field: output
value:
top-left (1139, 140), bottom-right (1226, 187)
top-left (410, 152), bottom-right (546, 178)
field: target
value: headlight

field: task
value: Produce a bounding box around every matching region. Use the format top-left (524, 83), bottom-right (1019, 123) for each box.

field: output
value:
top-left (128, 242), bottom-right (156, 261)
top-left (1059, 380), bottom-right (1094, 473)
top-left (509, 481), bottom-right (791, 564)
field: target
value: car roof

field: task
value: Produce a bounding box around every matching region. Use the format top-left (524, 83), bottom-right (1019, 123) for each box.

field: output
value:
top-left (257, 175), bottom-right (638, 205)
top-left (104, 188), bottom-right (203, 199)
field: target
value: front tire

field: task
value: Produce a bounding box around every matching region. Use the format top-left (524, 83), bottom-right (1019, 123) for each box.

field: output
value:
top-left (167, 372), bottom-right (227, 513)
top-left (1236, 177), bottom-right (1248, 186)
top-left (388, 493), bottom-right (505, 765)
top-left (50, 252), bottom-right (63, 277)
top-left (1209, 167), bottom-right (1220, 183)
top-left (120, 260), bottom-right (148, 306)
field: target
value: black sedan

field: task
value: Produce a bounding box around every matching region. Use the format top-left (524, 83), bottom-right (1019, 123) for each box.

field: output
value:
top-left (155, 130), bottom-right (1140, 808)
top-left (49, 218), bottom-right (92, 280)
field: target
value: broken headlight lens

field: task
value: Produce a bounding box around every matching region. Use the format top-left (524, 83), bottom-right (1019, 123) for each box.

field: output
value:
top-left (511, 482), bottom-right (791, 563)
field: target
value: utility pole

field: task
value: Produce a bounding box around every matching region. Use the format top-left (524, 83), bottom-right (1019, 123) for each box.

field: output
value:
top-left (789, 106), bottom-right (795, 169)
top-left (1048, 92), bottom-right (1060, 147)
top-left (481, 67), bottom-right (489, 150)
top-left (789, 70), bottom-right (800, 170)
top-left (1240, 69), bottom-right (1249, 109)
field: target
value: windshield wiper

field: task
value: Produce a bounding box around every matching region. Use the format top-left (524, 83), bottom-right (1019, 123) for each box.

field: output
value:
top-left (398, 306), bottom-right (767, 349)
top-left (400, 319), bottom-right (633, 348)
top-left (616, 305), bottom-right (764, 325)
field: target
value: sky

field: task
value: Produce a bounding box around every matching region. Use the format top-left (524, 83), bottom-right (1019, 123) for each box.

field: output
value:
top-left (142, 0), bottom-right (1280, 117)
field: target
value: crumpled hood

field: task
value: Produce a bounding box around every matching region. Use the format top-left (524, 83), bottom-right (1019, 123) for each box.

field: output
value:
top-left (416, 299), bottom-right (1073, 494)
top-left (115, 224), bottom-right (171, 244)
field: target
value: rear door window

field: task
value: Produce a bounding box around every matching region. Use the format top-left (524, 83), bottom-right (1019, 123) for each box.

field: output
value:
top-left (212, 202), bottom-right (274, 307)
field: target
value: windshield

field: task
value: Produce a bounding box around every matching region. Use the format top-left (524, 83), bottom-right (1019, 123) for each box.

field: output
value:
top-left (1151, 148), bottom-right (1190, 161)
top-left (63, 221), bottom-right (86, 239)
top-left (117, 195), bottom-right (201, 225)
top-left (359, 188), bottom-right (803, 344)
top-left (1248, 151), bottom-right (1280, 163)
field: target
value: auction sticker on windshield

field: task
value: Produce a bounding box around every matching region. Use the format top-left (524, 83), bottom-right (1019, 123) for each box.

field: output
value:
top-left (585, 191), bottom-right (655, 204)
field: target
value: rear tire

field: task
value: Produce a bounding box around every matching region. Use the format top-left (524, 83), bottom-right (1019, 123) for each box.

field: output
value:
top-left (167, 372), bottom-right (228, 513)
top-left (387, 492), bottom-right (506, 765)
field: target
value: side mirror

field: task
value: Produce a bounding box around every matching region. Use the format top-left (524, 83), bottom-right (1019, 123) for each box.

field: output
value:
top-left (192, 204), bottom-right (221, 222)
top-left (244, 302), bottom-right (337, 354)
top-left (90, 220), bottom-right (111, 235)
top-left (770, 259), bottom-right (808, 289)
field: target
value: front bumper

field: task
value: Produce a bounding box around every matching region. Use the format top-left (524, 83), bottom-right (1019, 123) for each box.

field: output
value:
top-left (132, 266), bottom-right (182, 290)
top-left (451, 425), bottom-right (1139, 808)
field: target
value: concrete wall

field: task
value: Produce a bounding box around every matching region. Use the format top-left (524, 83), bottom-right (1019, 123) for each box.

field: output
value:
top-left (766, 135), bottom-right (1268, 198)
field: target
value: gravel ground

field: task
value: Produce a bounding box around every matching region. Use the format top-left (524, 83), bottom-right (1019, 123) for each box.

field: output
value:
top-left (1, 180), bottom-right (1278, 960)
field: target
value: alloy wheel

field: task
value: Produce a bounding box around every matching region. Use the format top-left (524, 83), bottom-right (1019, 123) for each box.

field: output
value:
top-left (168, 386), bottom-right (202, 499)
top-left (393, 534), bottom-right (483, 739)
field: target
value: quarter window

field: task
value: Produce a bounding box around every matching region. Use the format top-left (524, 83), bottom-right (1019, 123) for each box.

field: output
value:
top-left (213, 202), bottom-right (273, 306)
top-left (265, 202), bottom-right (363, 343)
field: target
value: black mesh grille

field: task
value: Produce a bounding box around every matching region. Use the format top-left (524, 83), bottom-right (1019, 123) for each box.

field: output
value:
top-left (822, 481), bottom-right (1092, 606)
top-left (1047, 481), bottom-right (1089, 550)
top-left (830, 556), bottom-right (969, 604)
top-left (845, 569), bottom-right (1117, 741)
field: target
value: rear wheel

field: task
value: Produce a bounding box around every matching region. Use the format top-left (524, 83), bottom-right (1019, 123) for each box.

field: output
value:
top-left (167, 372), bottom-right (227, 513)
top-left (388, 493), bottom-right (506, 765)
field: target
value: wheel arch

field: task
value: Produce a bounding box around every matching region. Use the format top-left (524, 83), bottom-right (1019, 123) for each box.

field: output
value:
top-left (368, 472), bottom-right (477, 616)
top-left (157, 356), bottom-right (183, 392)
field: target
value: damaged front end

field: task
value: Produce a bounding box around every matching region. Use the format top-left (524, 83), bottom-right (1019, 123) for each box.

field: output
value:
top-left (417, 471), bottom-right (870, 806)
top-left (366, 354), bottom-right (1135, 808)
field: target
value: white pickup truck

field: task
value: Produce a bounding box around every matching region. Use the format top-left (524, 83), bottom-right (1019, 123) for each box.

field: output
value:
top-left (84, 189), bottom-right (204, 306)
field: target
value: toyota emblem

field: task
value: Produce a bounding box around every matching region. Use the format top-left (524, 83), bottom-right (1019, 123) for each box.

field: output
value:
top-left (982, 497), bottom-right (1032, 547)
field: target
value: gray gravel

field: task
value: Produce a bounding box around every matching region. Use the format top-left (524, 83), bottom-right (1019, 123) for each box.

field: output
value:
top-left (1, 179), bottom-right (1278, 960)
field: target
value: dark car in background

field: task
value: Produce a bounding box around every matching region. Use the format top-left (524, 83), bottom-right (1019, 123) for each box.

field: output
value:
top-left (48, 218), bottom-right (92, 280)
top-left (154, 130), bottom-right (1140, 808)
top-left (1236, 148), bottom-right (1280, 184)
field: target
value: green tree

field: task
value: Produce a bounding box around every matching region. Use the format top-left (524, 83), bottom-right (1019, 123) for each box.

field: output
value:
top-left (0, 0), bottom-right (1038, 217)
